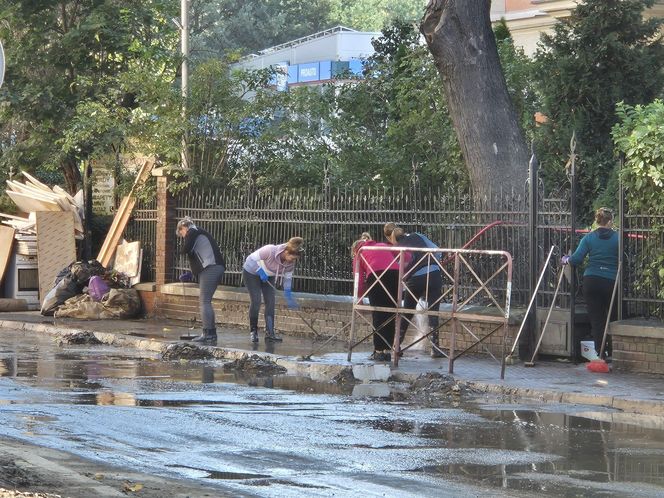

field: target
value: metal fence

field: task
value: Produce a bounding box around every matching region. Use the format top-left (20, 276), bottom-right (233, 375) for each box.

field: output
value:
top-left (113, 173), bottom-right (663, 320)
top-left (172, 185), bottom-right (538, 304)
top-left (622, 212), bottom-right (664, 320)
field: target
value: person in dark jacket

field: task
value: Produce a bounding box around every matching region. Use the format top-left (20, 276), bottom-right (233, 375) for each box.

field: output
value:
top-left (562, 207), bottom-right (619, 358)
top-left (384, 222), bottom-right (445, 358)
top-left (176, 217), bottom-right (226, 344)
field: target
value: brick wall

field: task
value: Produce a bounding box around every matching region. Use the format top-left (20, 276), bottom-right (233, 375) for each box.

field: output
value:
top-left (610, 320), bottom-right (664, 375)
top-left (155, 283), bottom-right (517, 355)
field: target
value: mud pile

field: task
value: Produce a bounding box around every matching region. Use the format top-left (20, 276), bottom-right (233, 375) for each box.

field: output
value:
top-left (161, 343), bottom-right (214, 361)
top-left (390, 373), bottom-right (478, 404)
top-left (54, 331), bottom-right (102, 346)
top-left (223, 354), bottom-right (287, 375)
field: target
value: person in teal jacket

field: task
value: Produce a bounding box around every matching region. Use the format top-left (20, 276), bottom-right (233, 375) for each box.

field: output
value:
top-left (561, 207), bottom-right (619, 358)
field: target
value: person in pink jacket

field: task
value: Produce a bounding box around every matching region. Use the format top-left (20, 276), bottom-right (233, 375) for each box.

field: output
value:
top-left (242, 237), bottom-right (304, 342)
top-left (352, 233), bottom-right (400, 361)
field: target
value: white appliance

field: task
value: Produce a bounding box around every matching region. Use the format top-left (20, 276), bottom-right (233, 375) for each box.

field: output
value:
top-left (4, 252), bottom-right (40, 309)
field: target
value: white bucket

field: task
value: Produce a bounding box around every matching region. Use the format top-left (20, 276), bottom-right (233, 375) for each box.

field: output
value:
top-left (581, 340), bottom-right (599, 361)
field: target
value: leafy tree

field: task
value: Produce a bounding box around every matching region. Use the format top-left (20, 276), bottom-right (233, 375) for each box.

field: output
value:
top-left (534, 0), bottom-right (664, 217)
top-left (612, 100), bottom-right (664, 305)
top-left (0, 0), bottom-right (178, 193)
top-left (238, 19), bottom-right (465, 190)
top-left (189, 0), bottom-right (334, 59)
top-left (494, 20), bottom-right (539, 141)
top-left (330, 0), bottom-right (427, 31)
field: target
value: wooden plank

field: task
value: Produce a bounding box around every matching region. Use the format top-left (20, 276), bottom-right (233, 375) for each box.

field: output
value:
top-left (6, 191), bottom-right (60, 212)
top-left (97, 195), bottom-right (134, 267)
top-left (36, 212), bottom-right (76, 303)
top-left (96, 159), bottom-right (153, 267)
top-left (0, 225), bottom-right (15, 287)
top-left (21, 171), bottom-right (52, 192)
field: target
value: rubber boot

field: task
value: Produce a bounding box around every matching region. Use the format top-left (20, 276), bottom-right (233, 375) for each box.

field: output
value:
top-left (192, 328), bottom-right (217, 345)
top-left (264, 316), bottom-right (283, 342)
top-left (250, 328), bottom-right (259, 343)
top-left (430, 330), bottom-right (444, 358)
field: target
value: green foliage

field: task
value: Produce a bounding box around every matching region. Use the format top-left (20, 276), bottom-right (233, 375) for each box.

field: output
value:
top-left (613, 100), bottom-right (664, 214)
top-left (330, 0), bottom-right (426, 31)
top-left (189, 0), bottom-right (334, 57)
top-left (0, 0), bottom-right (178, 192)
top-left (494, 24), bottom-right (539, 142)
top-left (238, 19), bottom-right (465, 190)
top-left (533, 0), bottom-right (664, 218)
top-left (612, 99), bottom-right (664, 301)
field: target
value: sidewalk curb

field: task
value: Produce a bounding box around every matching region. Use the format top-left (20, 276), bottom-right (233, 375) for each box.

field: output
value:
top-left (389, 371), bottom-right (664, 417)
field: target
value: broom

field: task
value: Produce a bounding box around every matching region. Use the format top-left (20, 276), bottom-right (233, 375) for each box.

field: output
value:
top-left (587, 262), bottom-right (621, 374)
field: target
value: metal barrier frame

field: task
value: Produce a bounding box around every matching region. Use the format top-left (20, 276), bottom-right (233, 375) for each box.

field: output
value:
top-left (348, 246), bottom-right (513, 379)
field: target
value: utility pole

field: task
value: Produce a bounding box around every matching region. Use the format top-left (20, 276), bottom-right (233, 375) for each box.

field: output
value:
top-left (180, 0), bottom-right (190, 170)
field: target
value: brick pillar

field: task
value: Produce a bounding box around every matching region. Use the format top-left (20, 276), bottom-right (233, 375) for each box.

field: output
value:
top-left (155, 174), bottom-right (175, 286)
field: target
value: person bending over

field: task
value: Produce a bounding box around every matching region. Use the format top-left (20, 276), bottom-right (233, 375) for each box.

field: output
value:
top-left (176, 217), bottom-right (225, 344)
top-left (242, 237), bottom-right (304, 343)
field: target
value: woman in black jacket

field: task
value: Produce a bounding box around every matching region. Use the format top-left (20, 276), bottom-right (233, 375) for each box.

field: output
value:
top-left (176, 217), bottom-right (225, 344)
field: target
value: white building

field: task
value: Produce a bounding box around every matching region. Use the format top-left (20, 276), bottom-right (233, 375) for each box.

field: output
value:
top-left (491, 0), bottom-right (664, 55)
top-left (235, 26), bottom-right (380, 88)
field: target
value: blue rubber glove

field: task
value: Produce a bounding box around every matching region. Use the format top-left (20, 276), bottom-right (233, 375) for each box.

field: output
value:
top-left (257, 267), bottom-right (269, 282)
top-left (560, 255), bottom-right (570, 266)
top-left (284, 288), bottom-right (299, 310)
top-left (179, 271), bottom-right (193, 282)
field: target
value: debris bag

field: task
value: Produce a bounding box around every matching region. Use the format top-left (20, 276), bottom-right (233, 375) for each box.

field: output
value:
top-left (41, 276), bottom-right (82, 316)
top-left (54, 288), bottom-right (141, 320)
top-left (88, 275), bottom-right (110, 301)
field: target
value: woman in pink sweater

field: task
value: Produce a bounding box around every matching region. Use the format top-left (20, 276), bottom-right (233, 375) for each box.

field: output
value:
top-left (243, 237), bottom-right (304, 342)
top-left (352, 233), bottom-right (400, 361)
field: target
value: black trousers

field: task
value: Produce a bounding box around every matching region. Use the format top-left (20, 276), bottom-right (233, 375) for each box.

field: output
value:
top-left (399, 271), bottom-right (443, 338)
top-left (367, 270), bottom-right (399, 351)
top-left (583, 275), bottom-right (616, 355)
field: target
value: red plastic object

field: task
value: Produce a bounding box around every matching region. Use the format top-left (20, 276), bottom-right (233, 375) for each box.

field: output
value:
top-left (586, 360), bottom-right (610, 373)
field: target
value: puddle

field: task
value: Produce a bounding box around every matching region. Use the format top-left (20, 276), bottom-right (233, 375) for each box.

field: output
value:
top-left (167, 464), bottom-right (270, 480)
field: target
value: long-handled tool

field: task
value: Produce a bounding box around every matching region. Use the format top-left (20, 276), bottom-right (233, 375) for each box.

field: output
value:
top-left (264, 279), bottom-right (323, 339)
top-left (178, 278), bottom-right (198, 340)
top-left (505, 246), bottom-right (555, 365)
top-left (587, 262), bottom-right (621, 373)
top-left (524, 264), bottom-right (566, 367)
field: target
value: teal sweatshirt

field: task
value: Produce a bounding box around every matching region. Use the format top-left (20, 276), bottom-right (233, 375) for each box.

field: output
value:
top-left (569, 228), bottom-right (619, 280)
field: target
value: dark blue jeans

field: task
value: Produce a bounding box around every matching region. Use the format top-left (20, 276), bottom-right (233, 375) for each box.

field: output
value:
top-left (198, 264), bottom-right (225, 329)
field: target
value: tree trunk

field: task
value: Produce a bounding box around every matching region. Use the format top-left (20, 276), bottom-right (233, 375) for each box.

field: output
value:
top-left (62, 159), bottom-right (82, 195)
top-left (421, 0), bottom-right (529, 197)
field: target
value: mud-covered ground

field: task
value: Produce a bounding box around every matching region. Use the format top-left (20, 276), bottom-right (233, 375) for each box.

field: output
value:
top-left (2, 328), bottom-right (664, 497)
top-left (0, 437), bottom-right (230, 497)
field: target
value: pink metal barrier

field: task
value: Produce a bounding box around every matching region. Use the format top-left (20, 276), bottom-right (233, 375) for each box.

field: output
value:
top-left (348, 246), bottom-right (513, 379)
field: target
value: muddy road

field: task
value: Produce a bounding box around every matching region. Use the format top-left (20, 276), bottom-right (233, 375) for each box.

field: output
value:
top-left (1, 328), bottom-right (664, 497)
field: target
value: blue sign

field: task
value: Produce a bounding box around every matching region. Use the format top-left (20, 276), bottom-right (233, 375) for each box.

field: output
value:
top-left (298, 62), bottom-right (319, 83)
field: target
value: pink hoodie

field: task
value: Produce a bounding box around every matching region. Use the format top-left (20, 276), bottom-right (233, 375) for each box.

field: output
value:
top-left (353, 240), bottom-right (400, 297)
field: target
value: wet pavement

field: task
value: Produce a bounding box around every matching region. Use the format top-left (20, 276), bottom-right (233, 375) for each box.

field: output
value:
top-left (2, 329), bottom-right (664, 496)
